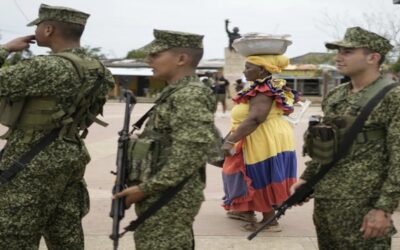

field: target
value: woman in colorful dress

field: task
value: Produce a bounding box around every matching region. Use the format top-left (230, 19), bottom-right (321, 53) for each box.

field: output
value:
top-left (222, 54), bottom-right (299, 232)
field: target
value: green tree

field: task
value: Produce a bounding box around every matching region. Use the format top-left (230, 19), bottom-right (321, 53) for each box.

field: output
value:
top-left (317, 3), bottom-right (400, 63)
top-left (81, 45), bottom-right (107, 60)
top-left (126, 49), bottom-right (146, 59)
top-left (300, 54), bottom-right (336, 65)
top-left (3, 46), bottom-right (107, 67)
top-left (390, 57), bottom-right (400, 73)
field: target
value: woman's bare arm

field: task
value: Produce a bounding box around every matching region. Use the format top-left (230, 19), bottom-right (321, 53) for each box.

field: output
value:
top-left (223, 93), bottom-right (273, 155)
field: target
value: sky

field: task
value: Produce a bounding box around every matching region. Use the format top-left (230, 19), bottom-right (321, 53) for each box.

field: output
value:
top-left (0, 0), bottom-right (399, 60)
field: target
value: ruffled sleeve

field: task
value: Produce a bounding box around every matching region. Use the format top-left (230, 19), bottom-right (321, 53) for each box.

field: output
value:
top-left (232, 78), bottom-right (300, 115)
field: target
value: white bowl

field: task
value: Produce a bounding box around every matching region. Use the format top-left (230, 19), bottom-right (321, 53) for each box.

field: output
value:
top-left (232, 34), bottom-right (292, 56)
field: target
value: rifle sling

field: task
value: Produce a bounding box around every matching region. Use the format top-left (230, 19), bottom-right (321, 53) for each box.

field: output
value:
top-left (123, 174), bottom-right (192, 232)
top-left (307, 82), bottom-right (400, 188)
top-left (132, 107), bottom-right (153, 130)
top-left (0, 128), bottom-right (60, 184)
top-left (131, 82), bottom-right (199, 131)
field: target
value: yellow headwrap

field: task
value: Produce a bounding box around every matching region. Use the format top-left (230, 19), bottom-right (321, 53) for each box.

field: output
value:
top-left (246, 55), bottom-right (289, 73)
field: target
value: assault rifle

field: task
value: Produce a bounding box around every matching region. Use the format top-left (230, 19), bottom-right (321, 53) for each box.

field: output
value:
top-left (110, 90), bottom-right (136, 250)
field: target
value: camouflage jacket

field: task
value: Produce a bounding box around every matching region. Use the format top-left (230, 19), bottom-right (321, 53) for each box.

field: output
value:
top-left (0, 46), bottom-right (114, 167)
top-left (301, 76), bottom-right (400, 213)
top-left (137, 75), bottom-right (216, 197)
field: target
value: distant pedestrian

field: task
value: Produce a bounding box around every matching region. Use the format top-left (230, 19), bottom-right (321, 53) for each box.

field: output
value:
top-left (235, 78), bottom-right (244, 92)
top-left (213, 71), bottom-right (230, 113)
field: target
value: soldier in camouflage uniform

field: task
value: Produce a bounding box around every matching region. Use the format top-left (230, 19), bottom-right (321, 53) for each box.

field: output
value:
top-left (291, 27), bottom-right (399, 249)
top-left (0, 4), bottom-right (114, 250)
top-left (113, 29), bottom-right (217, 249)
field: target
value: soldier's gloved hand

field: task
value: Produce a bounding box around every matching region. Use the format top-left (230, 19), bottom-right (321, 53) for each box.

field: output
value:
top-left (289, 179), bottom-right (311, 205)
top-left (113, 185), bottom-right (147, 208)
top-left (360, 209), bottom-right (392, 239)
top-left (3, 35), bottom-right (36, 52)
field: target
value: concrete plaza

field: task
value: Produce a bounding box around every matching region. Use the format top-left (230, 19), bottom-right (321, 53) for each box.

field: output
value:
top-left (14, 101), bottom-right (397, 250)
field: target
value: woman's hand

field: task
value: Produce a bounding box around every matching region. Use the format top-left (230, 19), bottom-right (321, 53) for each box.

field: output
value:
top-left (222, 141), bottom-right (236, 156)
top-left (113, 186), bottom-right (147, 208)
top-left (222, 140), bottom-right (236, 156)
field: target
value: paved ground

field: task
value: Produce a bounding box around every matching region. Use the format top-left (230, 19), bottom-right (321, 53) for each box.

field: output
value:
top-left (1, 102), bottom-right (397, 249)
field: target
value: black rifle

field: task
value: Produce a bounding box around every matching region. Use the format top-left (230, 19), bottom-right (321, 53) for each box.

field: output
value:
top-left (247, 82), bottom-right (400, 240)
top-left (247, 183), bottom-right (313, 240)
top-left (109, 90), bottom-right (136, 250)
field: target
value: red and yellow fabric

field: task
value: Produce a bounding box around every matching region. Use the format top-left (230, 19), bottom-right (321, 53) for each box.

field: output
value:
top-left (222, 77), bottom-right (298, 213)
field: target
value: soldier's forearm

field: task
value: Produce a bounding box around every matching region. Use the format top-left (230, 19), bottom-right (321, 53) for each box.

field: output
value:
top-left (373, 196), bottom-right (398, 214)
top-left (374, 180), bottom-right (400, 214)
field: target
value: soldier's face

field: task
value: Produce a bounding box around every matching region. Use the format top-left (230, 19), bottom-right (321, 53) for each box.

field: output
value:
top-left (34, 22), bottom-right (51, 47)
top-left (145, 50), bottom-right (180, 81)
top-left (335, 47), bottom-right (373, 76)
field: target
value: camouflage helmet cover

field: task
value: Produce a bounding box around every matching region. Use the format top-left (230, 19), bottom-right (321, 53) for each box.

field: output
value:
top-left (325, 26), bottom-right (393, 55)
top-left (137, 29), bottom-right (204, 55)
top-left (27, 4), bottom-right (89, 27)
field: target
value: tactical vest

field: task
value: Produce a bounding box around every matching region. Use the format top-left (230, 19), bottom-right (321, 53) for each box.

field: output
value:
top-left (303, 78), bottom-right (391, 165)
top-left (127, 81), bottom-right (222, 185)
top-left (0, 52), bottom-right (108, 142)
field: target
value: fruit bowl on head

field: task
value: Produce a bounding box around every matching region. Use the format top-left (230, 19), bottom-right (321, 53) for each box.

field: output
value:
top-left (232, 33), bottom-right (292, 56)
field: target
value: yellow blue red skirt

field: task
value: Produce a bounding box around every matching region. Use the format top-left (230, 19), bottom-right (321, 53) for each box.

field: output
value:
top-left (222, 102), bottom-right (297, 212)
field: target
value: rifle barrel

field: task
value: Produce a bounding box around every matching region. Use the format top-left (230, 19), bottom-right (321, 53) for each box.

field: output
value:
top-left (247, 210), bottom-right (283, 240)
top-left (247, 184), bottom-right (314, 240)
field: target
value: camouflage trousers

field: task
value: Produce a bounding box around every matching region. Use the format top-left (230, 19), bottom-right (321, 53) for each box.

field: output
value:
top-left (133, 184), bottom-right (204, 250)
top-left (313, 198), bottom-right (396, 250)
top-left (0, 141), bottom-right (90, 250)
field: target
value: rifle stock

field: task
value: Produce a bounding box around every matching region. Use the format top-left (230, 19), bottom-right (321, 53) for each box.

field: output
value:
top-left (247, 183), bottom-right (314, 240)
top-left (109, 90), bottom-right (136, 250)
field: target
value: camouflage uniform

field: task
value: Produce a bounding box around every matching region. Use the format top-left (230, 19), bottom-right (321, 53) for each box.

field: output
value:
top-left (0, 5), bottom-right (114, 250)
top-left (302, 27), bottom-right (398, 250)
top-left (131, 30), bottom-right (217, 250)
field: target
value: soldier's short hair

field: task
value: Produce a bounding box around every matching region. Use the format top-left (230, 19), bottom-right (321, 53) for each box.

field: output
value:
top-left (43, 20), bottom-right (85, 40)
top-left (363, 48), bottom-right (386, 65)
top-left (170, 47), bottom-right (204, 68)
